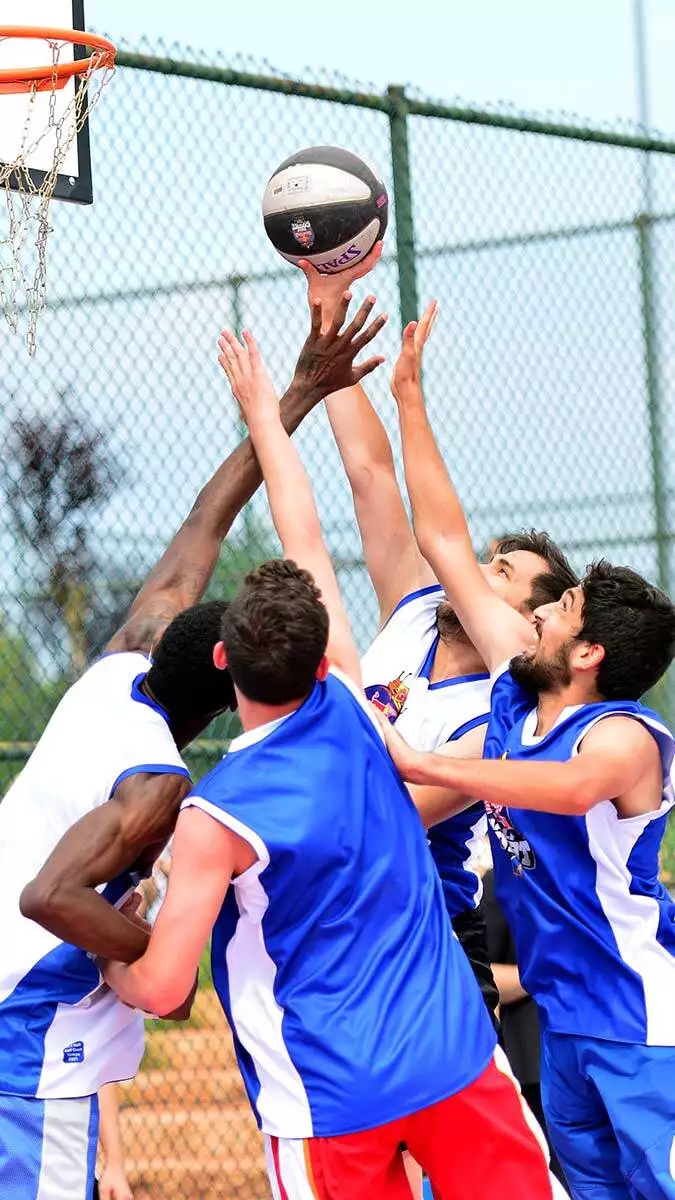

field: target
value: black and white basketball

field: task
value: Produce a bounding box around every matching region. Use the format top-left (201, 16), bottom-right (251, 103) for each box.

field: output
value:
top-left (262, 146), bottom-right (388, 274)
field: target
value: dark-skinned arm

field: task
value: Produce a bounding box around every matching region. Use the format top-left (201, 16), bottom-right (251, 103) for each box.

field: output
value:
top-left (19, 772), bottom-right (190, 963)
top-left (107, 311), bottom-right (375, 657)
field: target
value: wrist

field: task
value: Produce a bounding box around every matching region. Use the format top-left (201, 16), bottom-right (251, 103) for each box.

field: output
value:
top-left (281, 378), bottom-right (323, 422)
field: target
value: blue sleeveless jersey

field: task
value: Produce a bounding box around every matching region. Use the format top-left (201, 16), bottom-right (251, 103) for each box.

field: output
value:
top-left (183, 669), bottom-right (495, 1139)
top-left (484, 667), bottom-right (675, 1046)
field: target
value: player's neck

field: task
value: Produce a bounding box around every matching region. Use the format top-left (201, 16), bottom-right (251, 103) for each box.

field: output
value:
top-left (237, 693), bottom-right (307, 734)
top-left (430, 634), bottom-right (486, 683)
top-left (534, 681), bottom-right (602, 737)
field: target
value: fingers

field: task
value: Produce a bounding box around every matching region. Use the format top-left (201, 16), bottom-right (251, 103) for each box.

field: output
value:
top-left (353, 354), bottom-right (386, 383)
top-left (325, 290), bottom-right (353, 339)
top-left (351, 311), bottom-right (389, 353)
top-left (342, 238), bottom-right (384, 284)
top-left (340, 294), bottom-right (377, 343)
top-left (310, 297), bottom-right (323, 338)
top-left (414, 300), bottom-right (439, 350)
top-left (296, 257), bottom-right (321, 282)
top-left (242, 328), bottom-right (261, 367)
top-left (401, 320), bottom-right (418, 346)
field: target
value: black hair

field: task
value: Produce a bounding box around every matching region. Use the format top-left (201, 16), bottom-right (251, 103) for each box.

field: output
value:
top-left (577, 561), bottom-right (675, 700)
top-left (146, 600), bottom-right (236, 723)
top-left (221, 559), bottom-right (329, 705)
top-left (492, 530), bottom-right (578, 609)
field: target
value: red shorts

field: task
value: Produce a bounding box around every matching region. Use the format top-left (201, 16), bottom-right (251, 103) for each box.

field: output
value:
top-left (265, 1051), bottom-right (554, 1199)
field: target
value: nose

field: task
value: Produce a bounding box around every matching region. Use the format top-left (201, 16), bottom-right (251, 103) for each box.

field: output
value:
top-left (532, 602), bottom-right (553, 628)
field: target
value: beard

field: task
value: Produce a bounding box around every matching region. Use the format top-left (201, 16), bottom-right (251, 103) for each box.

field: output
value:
top-left (435, 601), bottom-right (468, 643)
top-left (510, 642), bottom-right (573, 693)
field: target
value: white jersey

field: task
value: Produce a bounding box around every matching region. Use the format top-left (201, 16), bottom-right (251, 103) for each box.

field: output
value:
top-left (0, 652), bottom-right (190, 1099)
top-left (362, 586), bottom-right (491, 914)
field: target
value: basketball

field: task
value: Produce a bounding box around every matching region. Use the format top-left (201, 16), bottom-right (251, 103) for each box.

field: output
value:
top-left (262, 146), bottom-right (389, 274)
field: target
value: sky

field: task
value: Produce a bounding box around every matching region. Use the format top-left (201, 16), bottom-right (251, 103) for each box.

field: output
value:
top-left (83, 0), bottom-right (675, 132)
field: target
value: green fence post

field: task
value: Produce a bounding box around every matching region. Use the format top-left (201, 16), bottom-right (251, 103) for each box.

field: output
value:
top-left (387, 85), bottom-right (419, 327)
top-left (636, 214), bottom-right (669, 596)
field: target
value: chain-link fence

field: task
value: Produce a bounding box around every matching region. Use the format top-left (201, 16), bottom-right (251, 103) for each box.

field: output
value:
top-left (2, 38), bottom-right (675, 1198)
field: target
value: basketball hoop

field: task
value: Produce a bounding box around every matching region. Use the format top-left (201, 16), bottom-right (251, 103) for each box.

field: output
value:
top-left (0, 27), bottom-right (116, 355)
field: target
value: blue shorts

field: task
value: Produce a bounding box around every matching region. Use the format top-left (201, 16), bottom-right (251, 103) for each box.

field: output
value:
top-left (541, 1030), bottom-right (675, 1199)
top-left (0, 1093), bottom-right (98, 1200)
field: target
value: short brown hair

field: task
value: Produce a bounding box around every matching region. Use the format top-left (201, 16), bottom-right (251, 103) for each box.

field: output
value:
top-left (491, 530), bottom-right (578, 611)
top-left (221, 559), bottom-right (329, 705)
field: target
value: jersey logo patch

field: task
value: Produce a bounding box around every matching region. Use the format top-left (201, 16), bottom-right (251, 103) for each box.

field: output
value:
top-left (365, 676), bottom-right (411, 722)
top-left (62, 1040), bottom-right (85, 1064)
top-left (486, 804), bottom-right (536, 875)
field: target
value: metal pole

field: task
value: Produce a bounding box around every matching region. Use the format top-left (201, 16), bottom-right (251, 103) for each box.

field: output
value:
top-left (633, 0), bottom-right (654, 209)
top-left (388, 86), bottom-right (419, 327)
top-left (632, 1), bottom-right (669, 595)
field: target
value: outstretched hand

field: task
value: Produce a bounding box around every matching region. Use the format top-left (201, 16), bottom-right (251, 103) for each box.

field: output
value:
top-left (297, 240), bottom-right (384, 327)
top-left (391, 300), bottom-right (439, 403)
top-left (217, 328), bottom-right (278, 427)
top-left (291, 291), bottom-right (387, 400)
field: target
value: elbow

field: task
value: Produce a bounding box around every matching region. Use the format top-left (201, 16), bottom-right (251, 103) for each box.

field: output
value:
top-left (561, 779), bottom-right (597, 817)
top-left (20, 878), bottom-right (58, 926)
top-left (349, 459), bottom-right (395, 502)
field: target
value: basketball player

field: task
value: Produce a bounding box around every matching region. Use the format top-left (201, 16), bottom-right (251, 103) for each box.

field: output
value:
top-left (297, 244), bottom-right (576, 1023)
top-left (0, 304), bottom-right (382, 1200)
top-left (101, 311), bottom-right (554, 1200)
top-left (380, 316), bottom-right (675, 1199)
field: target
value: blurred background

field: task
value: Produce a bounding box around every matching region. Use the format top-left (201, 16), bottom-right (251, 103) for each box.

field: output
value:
top-left (1, 2), bottom-right (674, 1195)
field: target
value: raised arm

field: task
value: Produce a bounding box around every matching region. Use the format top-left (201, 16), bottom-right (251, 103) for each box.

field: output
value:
top-left (217, 296), bottom-right (386, 686)
top-left (298, 249), bottom-right (435, 623)
top-left (106, 309), bottom-right (373, 657)
top-left (393, 318), bottom-right (534, 671)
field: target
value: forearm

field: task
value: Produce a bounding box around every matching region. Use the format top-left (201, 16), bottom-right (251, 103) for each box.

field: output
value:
top-left (21, 882), bottom-right (149, 962)
top-left (98, 1084), bottom-right (126, 1167)
top-left (326, 383), bottom-right (396, 479)
top-left (106, 952), bottom-right (190, 1016)
top-left (395, 382), bottom-right (472, 558)
top-left (248, 409), bottom-right (327, 565)
top-left (492, 963), bottom-right (528, 1005)
top-left (401, 753), bottom-right (594, 816)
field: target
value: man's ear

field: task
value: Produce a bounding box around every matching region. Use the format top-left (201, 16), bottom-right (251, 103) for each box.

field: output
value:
top-left (570, 640), bottom-right (605, 676)
top-left (213, 641), bottom-right (228, 671)
top-left (315, 655), bottom-right (330, 682)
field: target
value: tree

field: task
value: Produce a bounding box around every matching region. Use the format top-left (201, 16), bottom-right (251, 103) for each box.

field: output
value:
top-left (4, 396), bottom-right (120, 678)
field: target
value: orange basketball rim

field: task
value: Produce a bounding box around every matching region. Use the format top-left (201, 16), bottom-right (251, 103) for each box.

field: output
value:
top-left (0, 27), bottom-right (116, 94)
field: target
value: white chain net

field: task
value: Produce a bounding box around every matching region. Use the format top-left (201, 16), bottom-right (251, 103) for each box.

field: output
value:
top-left (0, 38), bottom-right (113, 356)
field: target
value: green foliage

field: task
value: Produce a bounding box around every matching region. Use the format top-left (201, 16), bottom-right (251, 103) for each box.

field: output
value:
top-left (0, 621), bottom-right (68, 795)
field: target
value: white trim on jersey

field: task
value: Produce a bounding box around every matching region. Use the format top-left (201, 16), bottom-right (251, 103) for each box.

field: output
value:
top-left (264, 1136), bottom-right (317, 1200)
top-left (585, 800), bottom-right (675, 1046)
top-left (227, 866), bottom-right (313, 1138)
top-left (228, 712), bottom-right (294, 754)
top-left (182, 795), bottom-right (269, 873)
top-left (183, 796), bottom-right (313, 1135)
top-left (36, 1096), bottom-right (95, 1200)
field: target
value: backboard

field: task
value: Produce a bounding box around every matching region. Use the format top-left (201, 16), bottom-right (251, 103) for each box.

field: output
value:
top-left (0, 0), bottom-right (94, 204)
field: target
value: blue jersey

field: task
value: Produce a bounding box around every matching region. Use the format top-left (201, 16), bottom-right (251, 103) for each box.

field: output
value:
top-left (184, 668), bottom-right (495, 1139)
top-left (361, 586), bottom-right (490, 915)
top-left (485, 666), bottom-right (675, 1046)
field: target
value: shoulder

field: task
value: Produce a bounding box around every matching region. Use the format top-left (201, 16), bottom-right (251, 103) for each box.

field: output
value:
top-left (364, 585), bottom-right (443, 655)
top-left (579, 712), bottom-right (665, 764)
top-left (326, 667), bottom-right (386, 741)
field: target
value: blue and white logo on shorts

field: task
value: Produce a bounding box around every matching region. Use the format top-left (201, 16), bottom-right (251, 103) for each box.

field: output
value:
top-left (62, 1041), bottom-right (85, 1064)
